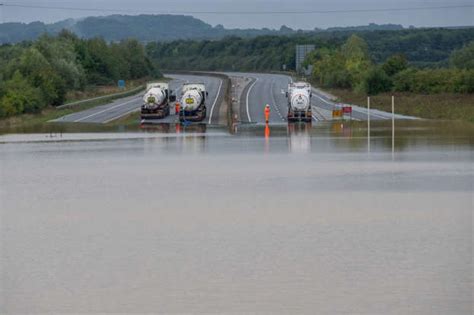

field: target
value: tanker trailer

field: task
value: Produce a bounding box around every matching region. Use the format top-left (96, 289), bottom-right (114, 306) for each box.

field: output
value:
top-left (141, 82), bottom-right (176, 120)
top-left (286, 82), bottom-right (312, 122)
top-left (179, 83), bottom-right (208, 122)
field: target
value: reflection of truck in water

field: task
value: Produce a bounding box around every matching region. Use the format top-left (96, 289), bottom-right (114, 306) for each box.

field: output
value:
top-left (141, 82), bottom-right (176, 120)
top-left (286, 82), bottom-right (312, 122)
top-left (287, 122), bottom-right (311, 153)
top-left (179, 83), bottom-right (208, 122)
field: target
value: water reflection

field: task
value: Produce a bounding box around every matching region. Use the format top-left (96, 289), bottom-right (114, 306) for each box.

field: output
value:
top-left (176, 123), bottom-right (207, 153)
top-left (331, 122), bottom-right (353, 138)
top-left (287, 122), bottom-right (311, 153)
top-left (1, 121), bottom-right (472, 154)
top-left (264, 124), bottom-right (271, 153)
top-left (140, 123), bottom-right (171, 133)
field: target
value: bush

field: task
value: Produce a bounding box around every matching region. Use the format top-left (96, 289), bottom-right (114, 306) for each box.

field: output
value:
top-left (393, 68), bottom-right (474, 93)
top-left (361, 67), bottom-right (392, 95)
top-left (0, 71), bottom-right (43, 117)
top-left (450, 41), bottom-right (474, 70)
top-left (382, 54), bottom-right (408, 76)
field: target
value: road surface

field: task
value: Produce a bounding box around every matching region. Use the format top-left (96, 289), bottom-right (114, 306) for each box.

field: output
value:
top-left (54, 71), bottom-right (415, 125)
top-left (226, 72), bottom-right (416, 124)
top-left (52, 74), bottom-right (224, 124)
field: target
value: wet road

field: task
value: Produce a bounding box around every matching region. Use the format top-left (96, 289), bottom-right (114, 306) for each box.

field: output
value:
top-left (53, 72), bottom-right (416, 125)
top-left (52, 74), bottom-right (224, 124)
top-left (155, 74), bottom-right (224, 125)
top-left (228, 72), bottom-right (416, 123)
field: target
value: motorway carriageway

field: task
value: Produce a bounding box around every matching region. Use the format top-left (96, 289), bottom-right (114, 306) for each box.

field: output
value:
top-left (53, 72), bottom-right (416, 125)
top-left (52, 74), bottom-right (223, 125)
top-left (229, 72), bottom-right (416, 124)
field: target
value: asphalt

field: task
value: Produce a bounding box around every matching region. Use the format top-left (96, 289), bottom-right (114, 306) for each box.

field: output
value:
top-left (227, 72), bottom-right (417, 124)
top-left (52, 74), bottom-right (224, 124)
top-left (53, 72), bottom-right (416, 125)
top-left (233, 73), bottom-right (293, 124)
top-left (231, 72), bottom-right (336, 124)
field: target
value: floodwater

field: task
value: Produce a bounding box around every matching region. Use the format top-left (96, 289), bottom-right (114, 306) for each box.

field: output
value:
top-left (0, 120), bottom-right (473, 314)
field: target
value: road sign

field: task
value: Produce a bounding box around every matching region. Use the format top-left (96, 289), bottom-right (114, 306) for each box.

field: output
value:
top-left (332, 109), bottom-right (343, 118)
top-left (118, 80), bottom-right (126, 89)
top-left (342, 106), bottom-right (352, 114)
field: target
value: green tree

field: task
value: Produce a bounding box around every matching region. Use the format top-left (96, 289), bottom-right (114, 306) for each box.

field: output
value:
top-left (35, 34), bottom-right (86, 90)
top-left (0, 71), bottom-right (43, 117)
top-left (341, 35), bottom-right (372, 87)
top-left (18, 47), bottom-right (66, 105)
top-left (450, 41), bottom-right (474, 70)
top-left (361, 67), bottom-right (392, 95)
top-left (392, 68), bottom-right (417, 92)
top-left (382, 54), bottom-right (408, 76)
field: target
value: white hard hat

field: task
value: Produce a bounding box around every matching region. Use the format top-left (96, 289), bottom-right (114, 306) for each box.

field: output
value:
top-left (265, 104), bottom-right (270, 108)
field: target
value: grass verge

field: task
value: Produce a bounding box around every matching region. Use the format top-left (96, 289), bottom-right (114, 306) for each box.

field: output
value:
top-left (328, 89), bottom-right (474, 123)
top-left (0, 84), bottom-right (146, 129)
top-left (64, 79), bottom-right (147, 104)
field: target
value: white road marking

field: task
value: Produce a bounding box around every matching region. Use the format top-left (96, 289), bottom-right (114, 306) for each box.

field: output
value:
top-left (311, 106), bottom-right (326, 121)
top-left (246, 78), bottom-right (259, 122)
top-left (208, 79), bottom-right (223, 124)
top-left (270, 80), bottom-right (285, 121)
top-left (312, 91), bottom-right (333, 105)
top-left (73, 97), bottom-right (140, 122)
top-left (312, 89), bottom-right (387, 120)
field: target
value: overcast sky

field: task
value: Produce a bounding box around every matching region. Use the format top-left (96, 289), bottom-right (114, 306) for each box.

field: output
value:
top-left (1, 0), bottom-right (473, 29)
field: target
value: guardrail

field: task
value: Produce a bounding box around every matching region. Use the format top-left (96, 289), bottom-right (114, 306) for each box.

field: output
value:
top-left (56, 85), bottom-right (146, 109)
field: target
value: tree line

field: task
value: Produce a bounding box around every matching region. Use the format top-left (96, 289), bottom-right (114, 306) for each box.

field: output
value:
top-left (147, 28), bottom-right (473, 95)
top-left (307, 35), bottom-right (474, 95)
top-left (147, 28), bottom-right (474, 70)
top-left (0, 31), bottom-right (159, 118)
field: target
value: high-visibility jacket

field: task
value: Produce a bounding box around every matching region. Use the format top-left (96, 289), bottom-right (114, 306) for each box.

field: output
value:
top-left (264, 107), bottom-right (270, 121)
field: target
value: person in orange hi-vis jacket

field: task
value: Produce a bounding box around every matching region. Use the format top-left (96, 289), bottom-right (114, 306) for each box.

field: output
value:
top-left (175, 102), bottom-right (181, 115)
top-left (264, 104), bottom-right (270, 123)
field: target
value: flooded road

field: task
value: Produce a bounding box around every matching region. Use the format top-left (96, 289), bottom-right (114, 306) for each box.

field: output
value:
top-left (0, 121), bottom-right (472, 314)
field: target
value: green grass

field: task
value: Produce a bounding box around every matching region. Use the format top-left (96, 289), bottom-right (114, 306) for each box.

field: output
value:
top-left (63, 79), bottom-right (147, 104)
top-left (328, 89), bottom-right (474, 123)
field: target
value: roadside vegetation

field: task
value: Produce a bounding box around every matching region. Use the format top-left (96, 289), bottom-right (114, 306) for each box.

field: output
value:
top-left (305, 36), bottom-right (474, 95)
top-left (148, 28), bottom-right (474, 70)
top-left (0, 83), bottom-right (146, 129)
top-left (0, 30), bottom-right (160, 120)
top-left (307, 36), bottom-right (473, 121)
top-left (330, 90), bottom-right (474, 122)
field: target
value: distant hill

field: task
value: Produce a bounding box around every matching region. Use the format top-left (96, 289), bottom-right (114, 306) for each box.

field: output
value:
top-left (0, 14), bottom-right (416, 44)
top-left (325, 23), bottom-right (404, 32)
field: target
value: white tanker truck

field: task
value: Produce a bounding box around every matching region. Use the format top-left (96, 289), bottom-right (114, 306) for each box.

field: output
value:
top-left (179, 83), bottom-right (208, 122)
top-left (141, 82), bottom-right (176, 120)
top-left (286, 82), bottom-right (312, 122)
